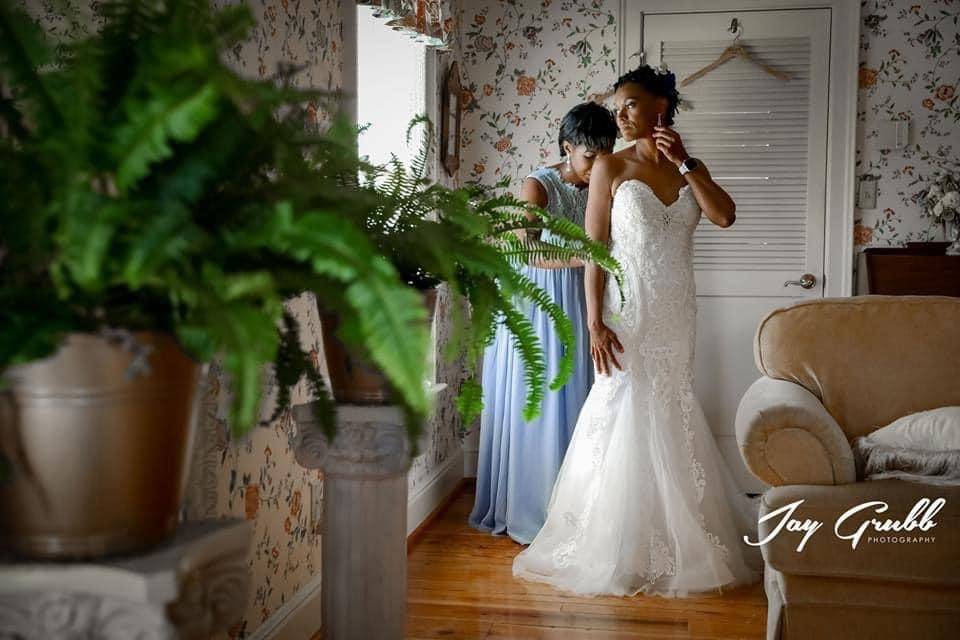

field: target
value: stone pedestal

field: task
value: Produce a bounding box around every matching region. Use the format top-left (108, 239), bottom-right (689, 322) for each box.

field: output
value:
top-left (0, 520), bottom-right (252, 640)
top-left (292, 403), bottom-right (412, 640)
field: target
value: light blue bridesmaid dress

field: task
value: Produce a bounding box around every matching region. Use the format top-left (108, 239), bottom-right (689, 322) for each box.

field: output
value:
top-left (469, 165), bottom-right (595, 545)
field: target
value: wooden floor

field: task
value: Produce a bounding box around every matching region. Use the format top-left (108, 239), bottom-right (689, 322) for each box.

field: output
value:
top-left (405, 483), bottom-right (768, 640)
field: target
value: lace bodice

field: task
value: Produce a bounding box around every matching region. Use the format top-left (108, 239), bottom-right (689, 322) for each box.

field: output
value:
top-left (604, 179), bottom-right (700, 358)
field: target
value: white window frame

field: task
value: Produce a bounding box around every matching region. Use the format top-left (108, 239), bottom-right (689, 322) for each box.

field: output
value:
top-left (341, 2), bottom-right (443, 186)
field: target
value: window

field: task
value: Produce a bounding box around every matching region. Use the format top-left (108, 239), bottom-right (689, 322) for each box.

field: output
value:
top-left (356, 6), bottom-right (430, 173)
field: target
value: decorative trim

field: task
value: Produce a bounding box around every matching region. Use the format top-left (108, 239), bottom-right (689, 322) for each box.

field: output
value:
top-left (440, 60), bottom-right (462, 177)
top-left (292, 403), bottom-right (411, 478)
top-left (247, 573), bottom-right (323, 640)
top-left (0, 521), bottom-right (252, 640)
top-left (167, 553), bottom-right (250, 639)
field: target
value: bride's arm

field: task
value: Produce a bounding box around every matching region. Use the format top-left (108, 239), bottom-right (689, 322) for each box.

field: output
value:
top-left (653, 125), bottom-right (735, 228)
top-left (679, 160), bottom-right (736, 228)
top-left (584, 156), bottom-right (624, 375)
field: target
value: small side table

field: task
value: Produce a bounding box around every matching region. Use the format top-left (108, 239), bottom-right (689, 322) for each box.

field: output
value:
top-left (0, 519), bottom-right (252, 640)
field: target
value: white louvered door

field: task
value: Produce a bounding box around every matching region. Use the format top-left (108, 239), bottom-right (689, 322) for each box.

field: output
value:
top-left (645, 9), bottom-right (829, 297)
top-left (636, 9), bottom-right (832, 493)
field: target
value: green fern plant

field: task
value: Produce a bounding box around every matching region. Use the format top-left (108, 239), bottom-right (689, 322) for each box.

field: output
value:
top-left (357, 118), bottom-right (625, 428)
top-left (0, 0), bottom-right (624, 447)
top-left (0, 0), bottom-right (433, 440)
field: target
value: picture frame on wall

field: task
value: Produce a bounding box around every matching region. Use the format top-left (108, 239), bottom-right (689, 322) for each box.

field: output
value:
top-left (440, 61), bottom-right (462, 177)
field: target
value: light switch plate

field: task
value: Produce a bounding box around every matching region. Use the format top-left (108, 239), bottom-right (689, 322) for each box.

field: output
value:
top-left (895, 120), bottom-right (911, 149)
top-left (857, 176), bottom-right (877, 209)
top-left (878, 118), bottom-right (911, 150)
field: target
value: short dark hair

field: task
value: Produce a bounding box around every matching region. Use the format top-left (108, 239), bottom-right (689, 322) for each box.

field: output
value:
top-left (613, 64), bottom-right (680, 126)
top-left (558, 102), bottom-right (618, 157)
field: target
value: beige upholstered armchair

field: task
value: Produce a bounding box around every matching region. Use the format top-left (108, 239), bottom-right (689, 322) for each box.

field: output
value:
top-left (735, 295), bottom-right (960, 640)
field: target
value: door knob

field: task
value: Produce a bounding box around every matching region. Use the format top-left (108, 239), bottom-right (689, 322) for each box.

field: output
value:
top-left (783, 273), bottom-right (817, 289)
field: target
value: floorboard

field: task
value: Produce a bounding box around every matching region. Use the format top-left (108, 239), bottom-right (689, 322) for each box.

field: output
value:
top-left (404, 485), bottom-right (767, 639)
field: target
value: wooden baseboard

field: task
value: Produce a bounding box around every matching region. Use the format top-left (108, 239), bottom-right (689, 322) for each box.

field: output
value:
top-left (407, 476), bottom-right (469, 552)
top-left (248, 573), bottom-right (322, 640)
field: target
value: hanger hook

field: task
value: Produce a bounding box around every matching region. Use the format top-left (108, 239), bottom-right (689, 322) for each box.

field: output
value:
top-left (729, 18), bottom-right (742, 42)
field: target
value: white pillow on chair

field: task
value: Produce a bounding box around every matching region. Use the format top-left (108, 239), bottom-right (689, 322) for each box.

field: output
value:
top-left (852, 406), bottom-right (960, 486)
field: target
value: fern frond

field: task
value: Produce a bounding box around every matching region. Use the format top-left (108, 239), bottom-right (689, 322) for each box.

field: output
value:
top-left (500, 268), bottom-right (576, 393)
top-left (454, 377), bottom-right (483, 431)
top-left (497, 297), bottom-right (547, 422)
top-left (113, 81), bottom-right (221, 190)
top-left (267, 311), bottom-right (336, 439)
top-left (0, 2), bottom-right (65, 133)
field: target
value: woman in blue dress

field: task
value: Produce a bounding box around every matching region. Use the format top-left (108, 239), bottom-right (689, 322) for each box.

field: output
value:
top-left (469, 102), bottom-right (619, 544)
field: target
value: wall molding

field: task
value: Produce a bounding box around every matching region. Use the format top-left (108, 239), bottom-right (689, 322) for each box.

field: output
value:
top-left (247, 573), bottom-right (323, 640)
top-left (407, 448), bottom-right (465, 536)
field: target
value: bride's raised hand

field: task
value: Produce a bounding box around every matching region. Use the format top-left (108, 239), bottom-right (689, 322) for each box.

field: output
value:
top-left (652, 122), bottom-right (689, 167)
top-left (589, 320), bottom-right (624, 376)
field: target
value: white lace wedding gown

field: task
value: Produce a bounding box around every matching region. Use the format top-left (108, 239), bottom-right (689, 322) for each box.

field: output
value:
top-left (512, 179), bottom-right (763, 598)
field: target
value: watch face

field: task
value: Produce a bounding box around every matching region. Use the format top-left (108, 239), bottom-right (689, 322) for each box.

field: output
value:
top-left (685, 158), bottom-right (698, 170)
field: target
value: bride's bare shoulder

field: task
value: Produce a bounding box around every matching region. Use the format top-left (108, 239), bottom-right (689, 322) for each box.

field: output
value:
top-left (599, 150), bottom-right (642, 198)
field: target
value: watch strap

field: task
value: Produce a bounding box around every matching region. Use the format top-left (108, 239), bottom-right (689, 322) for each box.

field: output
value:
top-left (679, 157), bottom-right (698, 175)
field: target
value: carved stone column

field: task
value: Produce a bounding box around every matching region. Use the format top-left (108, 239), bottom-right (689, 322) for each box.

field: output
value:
top-left (292, 403), bottom-right (413, 640)
top-left (0, 520), bottom-right (252, 640)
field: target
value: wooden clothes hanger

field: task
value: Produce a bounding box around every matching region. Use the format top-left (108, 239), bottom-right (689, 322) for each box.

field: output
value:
top-left (679, 19), bottom-right (791, 88)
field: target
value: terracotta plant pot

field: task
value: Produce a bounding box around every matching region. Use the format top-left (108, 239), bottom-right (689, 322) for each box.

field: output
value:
top-left (320, 287), bottom-right (438, 405)
top-left (0, 331), bottom-right (204, 559)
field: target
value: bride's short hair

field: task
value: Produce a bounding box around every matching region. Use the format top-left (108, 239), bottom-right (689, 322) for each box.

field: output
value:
top-left (613, 65), bottom-right (680, 126)
top-left (558, 102), bottom-right (618, 157)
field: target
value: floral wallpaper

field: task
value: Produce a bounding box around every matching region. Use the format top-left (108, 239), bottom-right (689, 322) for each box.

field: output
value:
top-left (854, 0), bottom-right (960, 253)
top-left (458, 0), bottom-right (620, 188)
top-left (193, 3), bottom-right (344, 636)
top-left (457, 0), bottom-right (960, 288)
top-left (193, 292), bottom-right (328, 640)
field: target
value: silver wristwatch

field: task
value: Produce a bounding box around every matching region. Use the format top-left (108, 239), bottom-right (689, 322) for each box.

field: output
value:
top-left (678, 157), bottom-right (699, 176)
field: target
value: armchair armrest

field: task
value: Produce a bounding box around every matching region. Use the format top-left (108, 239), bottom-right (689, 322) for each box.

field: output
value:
top-left (735, 377), bottom-right (857, 486)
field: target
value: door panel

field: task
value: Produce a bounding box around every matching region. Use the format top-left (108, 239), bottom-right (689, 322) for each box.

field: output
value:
top-left (644, 9), bottom-right (830, 297)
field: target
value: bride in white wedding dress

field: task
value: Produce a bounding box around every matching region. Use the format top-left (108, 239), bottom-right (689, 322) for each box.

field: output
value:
top-left (513, 65), bottom-right (763, 598)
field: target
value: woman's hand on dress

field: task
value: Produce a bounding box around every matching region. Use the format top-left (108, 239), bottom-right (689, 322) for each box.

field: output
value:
top-left (652, 125), bottom-right (689, 167)
top-left (533, 257), bottom-right (585, 269)
top-left (589, 320), bottom-right (624, 376)
top-left (532, 258), bottom-right (584, 269)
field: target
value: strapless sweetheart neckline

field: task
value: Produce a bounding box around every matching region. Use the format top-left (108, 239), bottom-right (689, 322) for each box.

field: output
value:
top-left (614, 178), bottom-right (691, 209)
